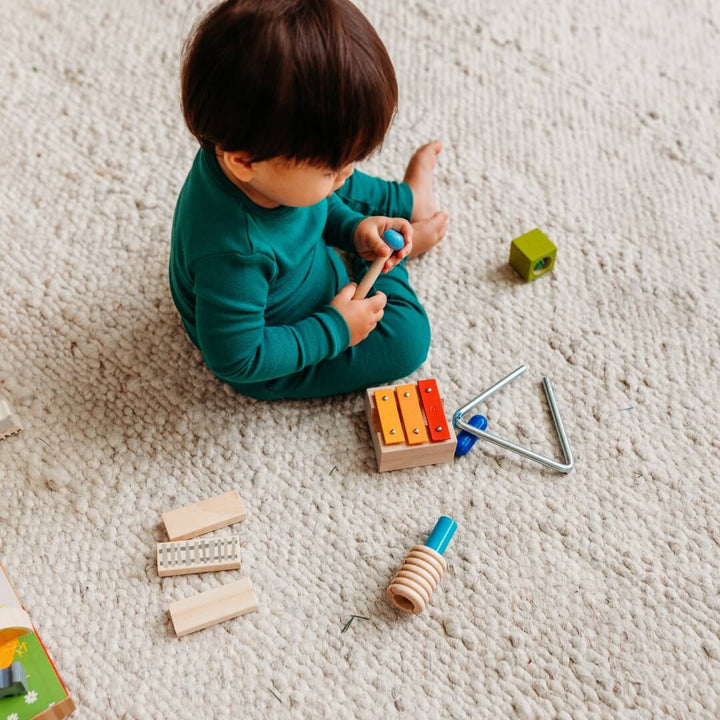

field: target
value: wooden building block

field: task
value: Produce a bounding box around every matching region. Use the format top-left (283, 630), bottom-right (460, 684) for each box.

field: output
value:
top-left (365, 380), bottom-right (457, 472)
top-left (162, 491), bottom-right (246, 541)
top-left (509, 228), bottom-right (557, 282)
top-left (395, 384), bottom-right (429, 445)
top-left (373, 389), bottom-right (405, 445)
top-left (0, 398), bottom-right (22, 441)
top-left (169, 577), bottom-right (258, 638)
top-left (157, 536), bottom-right (241, 577)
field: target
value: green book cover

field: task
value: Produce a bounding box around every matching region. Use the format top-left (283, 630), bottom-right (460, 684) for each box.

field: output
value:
top-left (0, 632), bottom-right (70, 720)
top-left (0, 564), bottom-right (74, 719)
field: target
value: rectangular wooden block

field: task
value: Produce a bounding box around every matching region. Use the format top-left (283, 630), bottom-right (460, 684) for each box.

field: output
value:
top-left (169, 577), bottom-right (258, 638)
top-left (162, 491), bottom-right (246, 541)
top-left (395, 383), bottom-right (429, 445)
top-left (157, 536), bottom-right (241, 577)
top-left (373, 388), bottom-right (405, 445)
top-left (365, 383), bottom-right (457, 472)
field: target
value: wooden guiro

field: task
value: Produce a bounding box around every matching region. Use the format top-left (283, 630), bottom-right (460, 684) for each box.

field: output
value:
top-left (387, 516), bottom-right (457, 614)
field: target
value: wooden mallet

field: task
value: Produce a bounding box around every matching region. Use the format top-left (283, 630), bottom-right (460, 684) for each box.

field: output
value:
top-left (353, 229), bottom-right (406, 300)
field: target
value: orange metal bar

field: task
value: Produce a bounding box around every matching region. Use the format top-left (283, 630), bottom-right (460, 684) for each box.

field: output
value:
top-left (395, 384), bottom-right (429, 445)
top-left (374, 388), bottom-right (406, 445)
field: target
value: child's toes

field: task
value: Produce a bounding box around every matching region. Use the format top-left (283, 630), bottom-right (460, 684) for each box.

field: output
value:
top-left (420, 140), bottom-right (443, 163)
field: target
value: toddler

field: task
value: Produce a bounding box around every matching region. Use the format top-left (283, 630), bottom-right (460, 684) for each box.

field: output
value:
top-left (170, 0), bottom-right (448, 400)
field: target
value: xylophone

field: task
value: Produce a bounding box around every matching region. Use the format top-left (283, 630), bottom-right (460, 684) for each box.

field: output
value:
top-left (364, 378), bottom-right (457, 472)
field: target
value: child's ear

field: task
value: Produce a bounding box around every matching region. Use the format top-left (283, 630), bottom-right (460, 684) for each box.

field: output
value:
top-left (222, 151), bottom-right (256, 182)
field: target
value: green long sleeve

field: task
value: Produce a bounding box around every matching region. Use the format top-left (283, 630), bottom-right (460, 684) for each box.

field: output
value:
top-left (323, 193), bottom-right (365, 252)
top-left (169, 148), bottom-right (423, 399)
top-left (192, 251), bottom-right (349, 384)
top-left (169, 148), bottom-right (357, 387)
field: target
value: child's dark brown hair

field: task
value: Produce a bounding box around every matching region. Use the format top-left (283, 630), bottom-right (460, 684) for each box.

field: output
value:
top-left (181, 0), bottom-right (398, 170)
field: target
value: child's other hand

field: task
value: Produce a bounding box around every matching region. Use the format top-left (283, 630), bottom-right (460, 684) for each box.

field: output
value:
top-left (354, 217), bottom-right (413, 273)
top-left (331, 283), bottom-right (387, 346)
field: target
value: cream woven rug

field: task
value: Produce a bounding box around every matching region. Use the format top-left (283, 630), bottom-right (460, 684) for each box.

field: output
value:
top-left (2, 0), bottom-right (720, 718)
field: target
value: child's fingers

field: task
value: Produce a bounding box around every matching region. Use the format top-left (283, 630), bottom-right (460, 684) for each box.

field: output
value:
top-left (371, 231), bottom-right (393, 257)
top-left (388, 218), bottom-right (413, 242)
top-left (338, 282), bottom-right (357, 299)
top-left (383, 256), bottom-right (398, 272)
top-left (360, 223), bottom-right (390, 258)
top-left (387, 219), bottom-right (413, 261)
top-left (368, 291), bottom-right (387, 310)
top-left (397, 236), bottom-right (413, 261)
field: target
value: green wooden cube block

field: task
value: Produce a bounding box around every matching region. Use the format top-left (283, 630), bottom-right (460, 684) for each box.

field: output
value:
top-left (509, 228), bottom-right (557, 282)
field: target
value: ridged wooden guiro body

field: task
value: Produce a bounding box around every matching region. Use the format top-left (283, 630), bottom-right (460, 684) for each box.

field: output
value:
top-left (386, 544), bottom-right (447, 614)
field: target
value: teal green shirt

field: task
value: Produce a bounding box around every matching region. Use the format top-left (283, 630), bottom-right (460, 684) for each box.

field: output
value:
top-left (169, 149), bottom-right (366, 385)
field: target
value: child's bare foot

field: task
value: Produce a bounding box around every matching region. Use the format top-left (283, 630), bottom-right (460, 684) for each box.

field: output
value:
top-left (404, 140), bottom-right (443, 221)
top-left (410, 210), bottom-right (448, 257)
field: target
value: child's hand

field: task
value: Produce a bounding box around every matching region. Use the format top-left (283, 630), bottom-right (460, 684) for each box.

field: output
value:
top-left (354, 217), bottom-right (413, 273)
top-left (331, 283), bottom-right (387, 346)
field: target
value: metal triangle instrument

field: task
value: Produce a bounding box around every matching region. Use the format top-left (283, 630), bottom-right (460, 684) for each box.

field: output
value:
top-left (452, 365), bottom-right (574, 474)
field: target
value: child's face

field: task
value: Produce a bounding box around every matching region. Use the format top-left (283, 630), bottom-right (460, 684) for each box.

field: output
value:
top-left (220, 151), bottom-right (355, 208)
top-left (254, 158), bottom-right (356, 206)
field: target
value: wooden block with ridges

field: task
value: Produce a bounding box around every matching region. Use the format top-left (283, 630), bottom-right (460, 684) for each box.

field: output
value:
top-left (417, 379), bottom-right (452, 442)
top-left (169, 577), bottom-right (258, 638)
top-left (373, 388), bottom-right (405, 444)
top-left (395, 383), bottom-right (429, 445)
top-left (157, 535), bottom-right (241, 577)
top-left (162, 490), bottom-right (246, 541)
top-left (365, 381), bottom-right (457, 472)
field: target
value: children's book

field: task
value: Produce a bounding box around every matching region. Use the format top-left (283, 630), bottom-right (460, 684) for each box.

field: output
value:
top-left (0, 564), bottom-right (75, 720)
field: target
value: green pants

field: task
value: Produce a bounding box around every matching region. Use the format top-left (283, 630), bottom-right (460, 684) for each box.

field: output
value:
top-left (235, 171), bottom-right (431, 399)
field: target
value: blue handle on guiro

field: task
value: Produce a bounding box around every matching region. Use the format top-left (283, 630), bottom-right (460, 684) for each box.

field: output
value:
top-left (424, 516), bottom-right (457, 555)
top-left (382, 229), bottom-right (405, 251)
